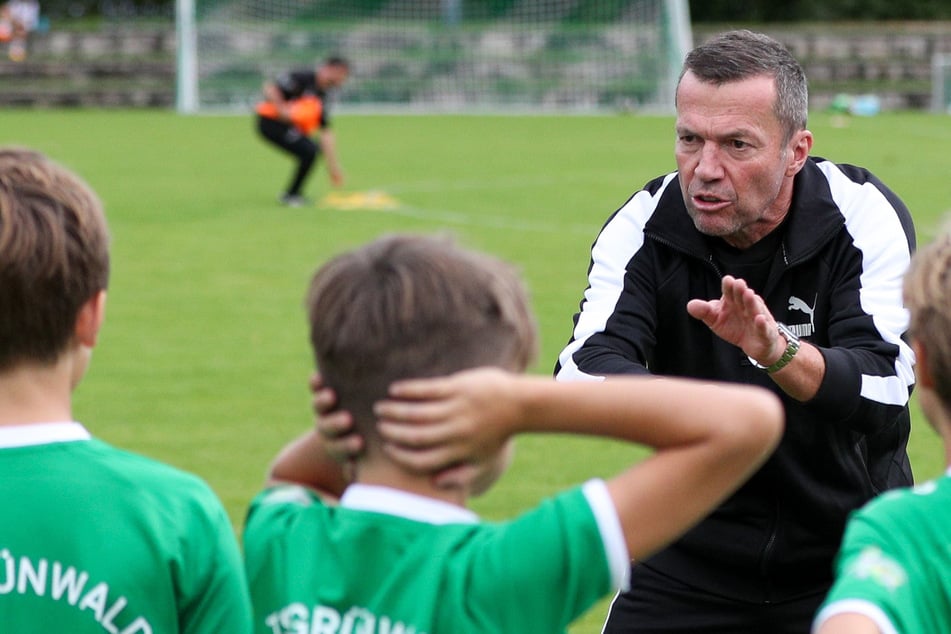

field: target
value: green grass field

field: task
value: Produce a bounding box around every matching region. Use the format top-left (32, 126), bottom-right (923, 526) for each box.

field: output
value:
top-left (1, 109), bottom-right (948, 632)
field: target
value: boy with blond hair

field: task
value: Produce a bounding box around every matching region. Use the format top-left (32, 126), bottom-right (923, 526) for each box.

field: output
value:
top-left (243, 233), bottom-right (783, 634)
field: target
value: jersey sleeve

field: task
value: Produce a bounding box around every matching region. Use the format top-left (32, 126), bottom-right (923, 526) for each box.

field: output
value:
top-left (243, 484), bottom-right (323, 633)
top-left (809, 161), bottom-right (915, 430)
top-left (812, 505), bottom-right (911, 634)
top-left (460, 483), bottom-right (618, 632)
top-left (243, 485), bottom-right (319, 576)
top-left (177, 482), bottom-right (254, 634)
top-left (581, 479), bottom-right (631, 590)
top-left (555, 175), bottom-right (677, 381)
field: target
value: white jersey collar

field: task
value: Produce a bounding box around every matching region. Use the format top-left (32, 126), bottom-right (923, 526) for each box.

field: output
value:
top-left (341, 483), bottom-right (478, 525)
top-left (0, 422), bottom-right (91, 448)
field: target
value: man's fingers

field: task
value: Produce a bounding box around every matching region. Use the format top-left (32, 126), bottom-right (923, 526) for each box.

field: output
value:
top-left (686, 298), bottom-right (713, 321)
top-left (753, 313), bottom-right (774, 338)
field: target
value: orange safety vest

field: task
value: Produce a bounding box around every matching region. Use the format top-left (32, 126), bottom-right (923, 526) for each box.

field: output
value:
top-left (256, 95), bottom-right (323, 135)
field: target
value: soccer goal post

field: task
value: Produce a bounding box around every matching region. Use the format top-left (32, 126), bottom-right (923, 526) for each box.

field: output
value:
top-left (176, 0), bottom-right (692, 115)
top-left (932, 52), bottom-right (951, 113)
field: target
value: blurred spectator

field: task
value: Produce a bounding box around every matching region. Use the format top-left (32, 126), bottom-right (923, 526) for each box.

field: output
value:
top-left (0, 0), bottom-right (40, 61)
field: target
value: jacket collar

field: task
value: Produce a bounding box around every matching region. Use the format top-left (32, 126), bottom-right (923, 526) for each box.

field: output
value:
top-left (645, 157), bottom-right (845, 265)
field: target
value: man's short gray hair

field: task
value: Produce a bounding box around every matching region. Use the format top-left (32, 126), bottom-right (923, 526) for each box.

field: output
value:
top-left (679, 30), bottom-right (808, 143)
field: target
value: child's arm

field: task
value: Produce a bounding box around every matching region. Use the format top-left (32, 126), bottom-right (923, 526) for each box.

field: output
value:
top-left (374, 367), bottom-right (783, 561)
top-left (262, 374), bottom-right (359, 500)
top-left (266, 427), bottom-right (352, 501)
top-left (814, 613), bottom-right (882, 634)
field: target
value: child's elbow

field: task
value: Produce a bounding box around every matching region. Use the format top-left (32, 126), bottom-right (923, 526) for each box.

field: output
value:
top-left (719, 389), bottom-right (784, 463)
top-left (744, 390), bottom-right (785, 455)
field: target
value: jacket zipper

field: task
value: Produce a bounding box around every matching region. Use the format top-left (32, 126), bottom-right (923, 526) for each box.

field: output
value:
top-left (759, 498), bottom-right (781, 602)
top-left (651, 230), bottom-right (783, 597)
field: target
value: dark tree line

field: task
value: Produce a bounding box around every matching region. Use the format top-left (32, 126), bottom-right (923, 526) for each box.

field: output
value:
top-left (36, 0), bottom-right (951, 22)
top-left (689, 0), bottom-right (951, 22)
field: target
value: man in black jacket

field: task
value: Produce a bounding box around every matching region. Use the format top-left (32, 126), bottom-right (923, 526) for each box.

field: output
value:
top-left (555, 29), bottom-right (916, 633)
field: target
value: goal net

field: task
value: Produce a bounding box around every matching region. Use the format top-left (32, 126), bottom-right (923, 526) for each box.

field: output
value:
top-left (176, 0), bottom-right (692, 114)
top-left (932, 53), bottom-right (951, 113)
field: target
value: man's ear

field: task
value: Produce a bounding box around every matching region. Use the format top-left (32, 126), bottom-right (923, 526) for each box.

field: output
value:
top-left (785, 129), bottom-right (814, 176)
top-left (74, 290), bottom-right (107, 348)
top-left (913, 339), bottom-right (933, 389)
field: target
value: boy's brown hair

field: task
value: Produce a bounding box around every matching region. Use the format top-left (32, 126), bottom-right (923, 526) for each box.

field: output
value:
top-left (0, 148), bottom-right (110, 371)
top-left (904, 227), bottom-right (951, 408)
top-left (306, 233), bottom-right (538, 439)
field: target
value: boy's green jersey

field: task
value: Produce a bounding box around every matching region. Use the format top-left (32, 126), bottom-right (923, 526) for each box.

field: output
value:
top-left (244, 481), bottom-right (628, 634)
top-left (814, 470), bottom-right (951, 634)
top-left (0, 422), bottom-right (253, 634)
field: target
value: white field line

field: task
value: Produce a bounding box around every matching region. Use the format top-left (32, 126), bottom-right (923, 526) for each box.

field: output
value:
top-left (376, 173), bottom-right (610, 195)
top-left (331, 173), bottom-right (619, 233)
top-left (376, 203), bottom-right (599, 234)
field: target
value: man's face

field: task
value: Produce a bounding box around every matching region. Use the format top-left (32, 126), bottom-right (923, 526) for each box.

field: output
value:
top-left (318, 64), bottom-right (349, 89)
top-left (674, 71), bottom-right (812, 249)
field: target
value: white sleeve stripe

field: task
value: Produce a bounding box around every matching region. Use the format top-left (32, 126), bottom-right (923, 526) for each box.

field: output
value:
top-left (861, 374), bottom-right (913, 407)
top-left (553, 358), bottom-right (606, 382)
top-left (812, 599), bottom-right (899, 634)
top-left (582, 479), bottom-right (631, 591)
top-left (821, 162), bottom-right (915, 406)
top-left (556, 174), bottom-right (676, 383)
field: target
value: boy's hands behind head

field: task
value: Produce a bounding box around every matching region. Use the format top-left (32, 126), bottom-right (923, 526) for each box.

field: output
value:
top-left (311, 373), bottom-right (362, 462)
top-left (311, 369), bottom-right (519, 492)
top-left (374, 367), bottom-right (521, 487)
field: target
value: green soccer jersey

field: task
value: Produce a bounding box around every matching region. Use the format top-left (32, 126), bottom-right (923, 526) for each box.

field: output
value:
top-left (243, 480), bottom-right (629, 634)
top-left (813, 470), bottom-right (951, 634)
top-left (0, 422), bottom-right (253, 634)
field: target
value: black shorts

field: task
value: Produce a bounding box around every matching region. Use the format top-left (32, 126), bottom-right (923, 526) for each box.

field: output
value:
top-left (256, 115), bottom-right (321, 160)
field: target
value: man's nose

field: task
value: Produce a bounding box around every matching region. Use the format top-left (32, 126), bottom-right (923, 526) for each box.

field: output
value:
top-left (694, 142), bottom-right (724, 180)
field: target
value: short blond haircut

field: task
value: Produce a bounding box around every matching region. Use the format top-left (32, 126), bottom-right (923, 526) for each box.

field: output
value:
top-left (0, 148), bottom-right (110, 370)
top-left (307, 233), bottom-right (538, 439)
top-left (904, 227), bottom-right (951, 409)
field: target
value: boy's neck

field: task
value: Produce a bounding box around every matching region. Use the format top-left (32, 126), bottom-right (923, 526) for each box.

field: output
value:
top-left (354, 461), bottom-right (470, 508)
top-left (0, 361), bottom-right (74, 426)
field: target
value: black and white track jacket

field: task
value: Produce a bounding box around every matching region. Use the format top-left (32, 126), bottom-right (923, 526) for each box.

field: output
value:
top-left (556, 157), bottom-right (916, 602)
